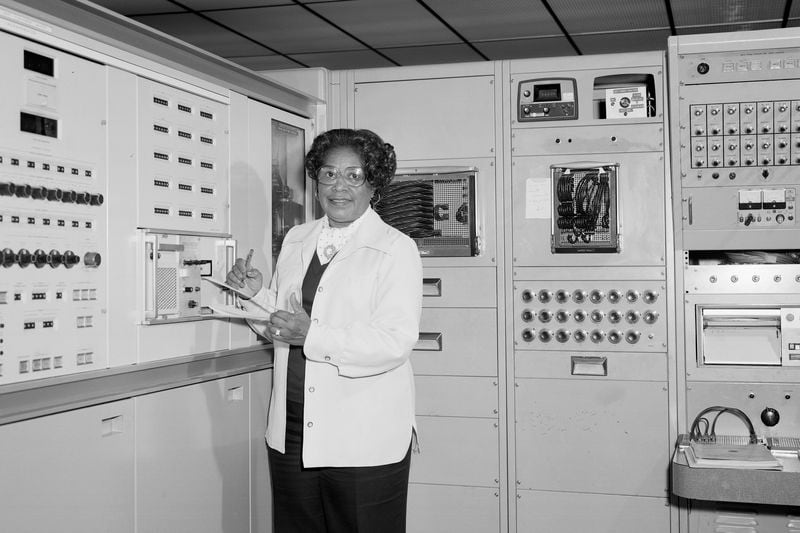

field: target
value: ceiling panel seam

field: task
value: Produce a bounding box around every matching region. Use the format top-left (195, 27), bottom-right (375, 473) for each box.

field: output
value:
top-left (540, 0), bottom-right (582, 55)
top-left (290, 0), bottom-right (400, 66)
top-left (166, 0), bottom-right (309, 67)
top-left (415, 0), bottom-right (489, 61)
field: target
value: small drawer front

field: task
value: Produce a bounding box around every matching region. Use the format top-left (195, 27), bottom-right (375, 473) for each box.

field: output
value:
top-left (517, 490), bottom-right (670, 533)
top-left (422, 267), bottom-right (496, 308)
top-left (416, 376), bottom-right (498, 418)
top-left (411, 308), bottom-right (498, 376)
top-left (411, 416), bottom-right (499, 487)
top-left (515, 351), bottom-right (667, 381)
top-left (408, 484), bottom-right (500, 533)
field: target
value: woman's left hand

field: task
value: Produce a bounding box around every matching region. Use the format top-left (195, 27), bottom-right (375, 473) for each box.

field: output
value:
top-left (269, 293), bottom-right (310, 345)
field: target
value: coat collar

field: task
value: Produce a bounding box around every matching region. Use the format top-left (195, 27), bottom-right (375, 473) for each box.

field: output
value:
top-left (284, 208), bottom-right (393, 269)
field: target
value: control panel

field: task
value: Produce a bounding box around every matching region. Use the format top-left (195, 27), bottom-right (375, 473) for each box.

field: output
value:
top-left (138, 78), bottom-right (229, 234)
top-left (0, 35), bottom-right (107, 384)
top-left (514, 282), bottom-right (666, 351)
top-left (736, 187), bottom-right (795, 227)
top-left (517, 78), bottom-right (578, 121)
top-left (689, 101), bottom-right (800, 168)
top-left (140, 231), bottom-right (232, 324)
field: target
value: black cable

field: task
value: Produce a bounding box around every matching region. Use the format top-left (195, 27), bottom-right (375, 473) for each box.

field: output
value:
top-left (689, 406), bottom-right (758, 444)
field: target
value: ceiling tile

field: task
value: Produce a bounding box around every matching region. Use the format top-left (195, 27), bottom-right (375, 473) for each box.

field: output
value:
top-left (672, 0), bottom-right (784, 27)
top-left (130, 13), bottom-right (271, 56)
top-left (475, 36), bottom-right (575, 59)
top-left (310, 0), bottom-right (459, 48)
top-left (550, 0), bottom-right (671, 34)
top-left (288, 48), bottom-right (396, 69)
top-left (424, 0), bottom-right (563, 41)
top-left (208, 5), bottom-right (364, 54)
top-left (381, 43), bottom-right (488, 66)
top-left (89, 0), bottom-right (184, 16)
top-left (572, 29), bottom-right (672, 55)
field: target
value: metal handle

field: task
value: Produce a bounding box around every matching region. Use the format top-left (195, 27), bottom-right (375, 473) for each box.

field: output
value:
top-left (101, 415), bottom-right (123, 436)
top-left (687, 196), bottom-right (693, 225)
top-left (414, 332), bottom-right (443, 351)
top-left (702, 307), bottom-right (781, 327)
top-left (143, 233), bottom-right (158, 320)
top-left (422, 278), bottom-right (442, 297)
top-left (571, 355), bottom-right (607, 376)
top-left (224, 239), bottom-right (237, 306)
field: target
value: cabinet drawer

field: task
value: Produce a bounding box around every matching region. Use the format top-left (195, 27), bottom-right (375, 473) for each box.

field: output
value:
top-left (416, 376), bottom-right (497, 418)
top-left (412, 308), bottom-right (497, 376)
top-left (408, 484), bottom-right (500, 533)
top-left (411, 416), bottom-right (499, 487)
top-left (422, 267), bottom-right (496, 307)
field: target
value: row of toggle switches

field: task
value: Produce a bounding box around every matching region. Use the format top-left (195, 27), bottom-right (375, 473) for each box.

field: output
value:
top-left (1, 248), bottom-right (101, 268)
top-left (0, 182), bottom-right (103, 205)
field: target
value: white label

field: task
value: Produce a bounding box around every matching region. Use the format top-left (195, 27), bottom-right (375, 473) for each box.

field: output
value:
top-left (525, 178), bottom-right (551, 219)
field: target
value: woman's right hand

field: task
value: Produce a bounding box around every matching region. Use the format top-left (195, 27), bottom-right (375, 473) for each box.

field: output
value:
top-left (226, 248), bottom-right (263, 299)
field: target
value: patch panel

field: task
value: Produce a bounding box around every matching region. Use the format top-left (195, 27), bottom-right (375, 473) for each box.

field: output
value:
top-left (153, 96), bottom-right (168, 106)
top-left (153, 124), bottom-right (169, 134)
top-left (178, 209), bottom-right (193, 217)
top-left (200, 136), bottom-right (214, 145)
top-left (200, 161), bottom-right (214, 169)
top-left (178, 183), bottom-right (192, 191)
top-left (153, 178), bottom-right (170, 188)
top-left (200, 186), bottom-right (214, 195)
top-left (177, 130), bottom-right (192, 139)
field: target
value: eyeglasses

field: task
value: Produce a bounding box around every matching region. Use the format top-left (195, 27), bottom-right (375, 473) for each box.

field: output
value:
top-left (315, 165), bottom-right (366, 187)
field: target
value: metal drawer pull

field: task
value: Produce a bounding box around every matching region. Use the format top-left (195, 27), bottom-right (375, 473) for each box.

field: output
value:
top-left (571, 355), bottom-right (607, 376)
top-left (422, 278), bottom-right (442, 297)
top-left (415, 332), bottom-right (443, 351)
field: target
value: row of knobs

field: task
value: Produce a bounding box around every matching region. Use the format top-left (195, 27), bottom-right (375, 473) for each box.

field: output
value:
top-left (0, 182), bottom-right (103, 205)
top-left (694, 124), bottom-right (796, 135)
top-left (521, 288), bottom-right (658, 305)
top-left (521, 308), bottom-right (659, 324)
top-left (521, 328), bottom-right (642, 344)
top-left (1, 248), bottom-right (101, 268)
top-left (696, 103), bottom-right (797, 116)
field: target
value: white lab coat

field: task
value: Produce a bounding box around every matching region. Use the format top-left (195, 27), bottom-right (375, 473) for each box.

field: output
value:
top-left (246, 208), bottom-right (422, 467)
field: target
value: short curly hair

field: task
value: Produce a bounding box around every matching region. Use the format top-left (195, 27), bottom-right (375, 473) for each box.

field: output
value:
top-left (305, 129), bottom-right (397, 198)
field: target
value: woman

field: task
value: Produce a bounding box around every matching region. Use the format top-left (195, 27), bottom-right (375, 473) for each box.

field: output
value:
top-left (227, 128), bottom-right (422, 532)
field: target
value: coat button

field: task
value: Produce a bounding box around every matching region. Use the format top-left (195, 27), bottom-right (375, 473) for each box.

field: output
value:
top-left (307, 421), bottom-right (313, 428)
top-left (324, 355), bottom-right (331, 361)
top-left (317, 286), bottom-right (323, 292)
top-left (308, 386), bottom-right (315, 393)
top-left (312, 318), bottom-right (319, 324)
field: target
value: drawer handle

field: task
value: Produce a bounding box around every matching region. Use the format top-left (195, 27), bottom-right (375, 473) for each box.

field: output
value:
top-left (422, 278), bottom-right (442, 297)
top-left (571, 355), bottom-right (607, 376)
top-left (415, 332), bottom-right (443, 351)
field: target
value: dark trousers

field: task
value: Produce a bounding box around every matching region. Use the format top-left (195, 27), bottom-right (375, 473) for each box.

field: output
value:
top-left (268, 400), bottom-right (411, 533)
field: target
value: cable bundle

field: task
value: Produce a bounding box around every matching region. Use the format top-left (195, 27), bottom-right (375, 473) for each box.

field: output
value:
top-left (374, 180), bottom-right (435, 238)
top-left (556, 170), bottom-right (611, 244)
top-left (689, 406), bottom-right (758, 444)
